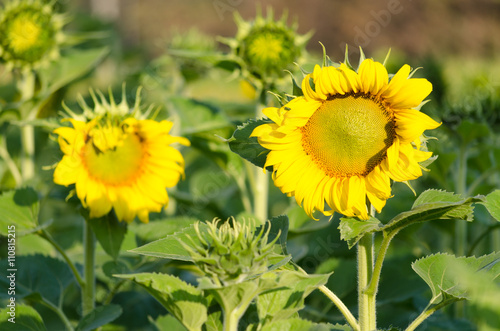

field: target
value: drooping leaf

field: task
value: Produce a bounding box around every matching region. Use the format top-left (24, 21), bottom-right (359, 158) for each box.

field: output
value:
top-left (412, 252), bottom-right (500, 306)
top-left (338, 217), bottom-right (382, 249)
top-left (256, 270), bottom-right (330, 324)
top-left (129, 222), bottom-right (210, 261)
top-left (382, 190), bottom-right (483, 234)
top-left (0, 255), bottom-right (74, 307)
top-left (0, 304), bottom-right (47, 331)
top-left (480, 190), bottom-right (500, 222)
top-left (116, 273), bottom-right (207, 331)
top-left (75, 305), bottom-right (122, 331)
top-left (227, 118), bottom-right (273, 169)
top-left (87, 212), bottom-right (127, 260)
top-left (0, 188), bottom-right (40, 236)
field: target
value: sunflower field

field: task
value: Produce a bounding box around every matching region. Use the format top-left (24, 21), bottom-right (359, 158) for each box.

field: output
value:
top-left (0, 1), bottom-right (499, 331)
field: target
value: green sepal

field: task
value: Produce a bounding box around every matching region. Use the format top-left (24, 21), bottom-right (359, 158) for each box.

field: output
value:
top-left (227, 118), bottom-right (273, 169)
top-left (116, 273), bottom-right (207, 331)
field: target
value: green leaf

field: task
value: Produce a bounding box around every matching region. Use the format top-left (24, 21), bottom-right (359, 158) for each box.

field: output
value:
top-left (130, 217), bottom-right (198, 242)
top-left (129, 222), bottom-right (210, 261)
top-left (204, 311), bottom-right (223, 331)
top-left (287, 205), bottom-right (331, 234)
top-left (87, 213), bottom-right (127, 260)
top-left (256, 270), bottom-right (330, 324)
top-left (75, 304), bottom-right (122, 331)
top-left (456, 120), bottom-right (491, 146)
top-left (0, 304), bottom-right (47, 331)
top-left (202, 273), bottom-right (282, 328)
top-left (479, 190), bottom-right (500, 222)
top-left (169, 97), bottom-right (232, 135)
top-left (382, 190), bottom-right (483, 234)
top-left (260, 318), bottom-right (351, 331)
top-left (150, 314), bottom-right (188, 331)
top-left (338, 217), bottom-right (382, 249)
top-left (40, 47), bottom-right (109, 95)
top-left (448, 254), bottom-right (500, 330)
top-left (0, 187), bottom-right (40, 236)
top-left (228, 118), bottom-right (273, 169)
top-left (116, 273), bottom-right (207, 331)
top-left (0, 255), bottom-right (74, 307)
top-left (412, 252), bottom-right (500, 306)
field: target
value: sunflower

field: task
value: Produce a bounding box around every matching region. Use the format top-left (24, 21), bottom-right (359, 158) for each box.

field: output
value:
top-left (220, 9), bottom-right (311, 84)
top-left (251, 56), bottom-right (441, 220)
top-left (0, 0), bottom-right (66, 69)
top-left (53, 89), bottom-right (189, 223)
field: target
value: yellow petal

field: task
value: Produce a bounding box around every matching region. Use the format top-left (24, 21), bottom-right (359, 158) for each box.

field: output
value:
top-left (395, 109), bottom-right (441, 143)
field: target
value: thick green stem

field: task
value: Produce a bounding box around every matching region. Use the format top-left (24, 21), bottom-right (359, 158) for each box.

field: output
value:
top-left (39, 230), bottom-right (85, 288)
top-left (20, 124), bottom-right (36, 182)
top-left (357, 234), bottom-right (376, 331)
top-left (454, 144), bottom-right (467, 317)
top-left (82, 221), bottom-right (96, 316)
top-left (253, 97), bottom-right (268, 222)
top-left (223, 311), bottom-right (239, 331)
top-left (318, 285), bottom-right (359, 331)
top-left (365, 230), bottom-right (397, 296)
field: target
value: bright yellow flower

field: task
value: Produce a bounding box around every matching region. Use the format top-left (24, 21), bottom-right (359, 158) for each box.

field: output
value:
top-left (53, 90), bottom-right (189, 223)
top-left (251, 58), bottom-right (441, 220)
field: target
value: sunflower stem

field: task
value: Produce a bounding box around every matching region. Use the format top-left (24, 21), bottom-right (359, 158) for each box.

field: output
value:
top-left (318, 285), bottom-right (359, 331)
top-left (82, 220), bottom-right (96, 316)
top-left (253, 92), bottom-right (269, 222)
top-left (18, 70), bottom-right (37, 183)
top-left (357, 233), bottom-right (376, 331)
top-left (454, 143), bottom-right (467, 318)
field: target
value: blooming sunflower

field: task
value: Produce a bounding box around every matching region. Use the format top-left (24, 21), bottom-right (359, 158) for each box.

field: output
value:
top-left (251, 55), bottom-right (441, 220)
top-left (0, 0), bottom-right (66, 69)
top-left (53, 88), bottom-right (190, 223)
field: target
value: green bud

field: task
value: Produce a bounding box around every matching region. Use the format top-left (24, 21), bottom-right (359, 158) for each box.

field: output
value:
top-left (182, 218), bottom-right (280, 286)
